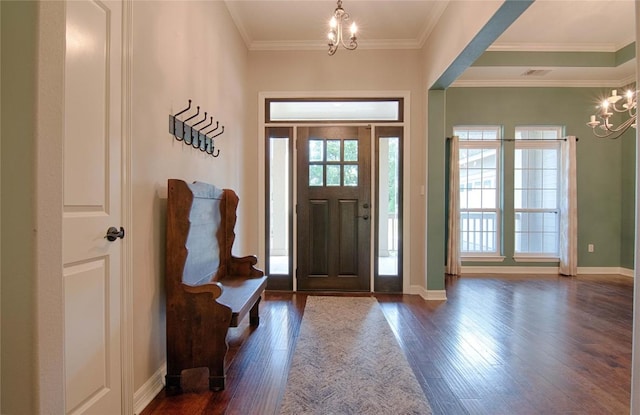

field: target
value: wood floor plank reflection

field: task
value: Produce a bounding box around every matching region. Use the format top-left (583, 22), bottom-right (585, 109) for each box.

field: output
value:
top-left (141, 274), bottom-right (632, 415)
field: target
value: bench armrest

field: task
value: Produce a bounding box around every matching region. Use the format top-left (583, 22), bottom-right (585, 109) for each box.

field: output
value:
top-left (229, 255), bottom-right (264, 278)
top-left (182, 281), bottom-right (223, 299)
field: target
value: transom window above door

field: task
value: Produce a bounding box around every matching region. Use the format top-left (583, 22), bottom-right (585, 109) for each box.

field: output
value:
top-left (309, 138), bottom-right (359, 187)
top-left (266, 98), bottom-right (403, 122)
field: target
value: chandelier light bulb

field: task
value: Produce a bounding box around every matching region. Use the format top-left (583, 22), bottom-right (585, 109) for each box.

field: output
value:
top-left (607, 89), bottom-right (621, 104)
top-left (326, 0), bottom-right (358, 55)
top-left (587, 88), bottom-right (637, 139)
top-left (625, 90), bottom-right (635, 109)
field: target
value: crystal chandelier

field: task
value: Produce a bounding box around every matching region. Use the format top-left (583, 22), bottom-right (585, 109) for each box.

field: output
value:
top-left (586, 89), bottom-right (637, 139)
top-left (327, 0), bottom-right (357, 56)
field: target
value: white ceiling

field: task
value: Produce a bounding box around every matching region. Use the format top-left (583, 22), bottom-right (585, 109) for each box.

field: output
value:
top-left (225, 0), bottom-right (637, 86)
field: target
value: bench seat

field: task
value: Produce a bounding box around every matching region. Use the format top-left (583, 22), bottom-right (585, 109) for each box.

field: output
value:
top-left (218, 275), bottom-right (268, 327)
top-left (165, 179), bottom-right (266, 392)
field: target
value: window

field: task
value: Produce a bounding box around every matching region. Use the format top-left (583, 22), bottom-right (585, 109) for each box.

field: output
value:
top-left (308, 139), bottom-right (359, 187)
top-left (267, 99), bottom-right (402, 122)
top-left (514, 126), bottom-right (562, 258)
top-left (454, 126), bottom-right (502, 256)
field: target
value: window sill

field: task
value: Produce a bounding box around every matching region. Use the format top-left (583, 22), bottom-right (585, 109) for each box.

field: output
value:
top-left (513, 256), bottom-right (559, 263)
top-left (462, 256), bottom-right (506, 263)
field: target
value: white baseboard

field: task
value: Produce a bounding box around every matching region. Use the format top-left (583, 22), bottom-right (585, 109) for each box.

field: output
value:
top-left (409, 285), bottom-right (447, 301)
top-left (134, 363), bottom-right (166, 415)
top-left (425, 290), bottom-right (447, 301)
top-left (620, 268), bottom-right (635, 278)
top-left (577, 267), bottom-right (635, 278)
top-left (462, 266), bottom-right (559, 274)
top-left (461, 265), bottom-right (635, 278)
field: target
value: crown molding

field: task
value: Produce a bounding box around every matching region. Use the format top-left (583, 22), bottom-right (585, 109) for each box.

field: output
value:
top-left (450, 78), bottom-right (632, 88)
top-left (488, 42), bottom-right (621, 53)
top-left (224, 1), bottom-right (252, 49)
top-left (417, 2), bottom-right (448, 48)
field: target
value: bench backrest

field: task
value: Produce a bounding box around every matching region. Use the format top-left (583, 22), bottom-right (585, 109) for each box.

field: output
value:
top-left (166, 179), bottom-right (240, 294)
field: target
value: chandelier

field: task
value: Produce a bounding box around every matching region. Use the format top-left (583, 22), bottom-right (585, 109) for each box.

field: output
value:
top-left (586, 89), bottom-right (637, 139)
top-left (327, 0), bottom-right (357, 56)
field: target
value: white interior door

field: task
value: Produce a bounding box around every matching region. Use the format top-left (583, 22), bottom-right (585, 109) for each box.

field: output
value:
top-left (63, 0), bottom-right (123, 413)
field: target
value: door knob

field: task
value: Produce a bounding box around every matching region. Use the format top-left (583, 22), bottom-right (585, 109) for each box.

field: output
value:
top-left (105, 226), bottom-right (125, 242)
top-left (356, 214), bottom-right (369, 220)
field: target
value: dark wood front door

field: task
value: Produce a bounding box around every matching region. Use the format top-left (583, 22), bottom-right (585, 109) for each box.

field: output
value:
top-left (297, 126), bottom-right (371, 291)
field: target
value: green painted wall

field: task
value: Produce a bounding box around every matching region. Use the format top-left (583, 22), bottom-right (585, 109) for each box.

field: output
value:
top-left (1, 1), bottom-right (38, 413)
top-left (445, 87), bottom-right (635, 269)
top-left (621, 126), bottom-right (636, 269)
top-left (427, 90), bottom-right (446, 290)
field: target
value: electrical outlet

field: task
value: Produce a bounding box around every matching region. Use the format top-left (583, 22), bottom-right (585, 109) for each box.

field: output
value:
top-left (588, 243), bottom-right (594, 253)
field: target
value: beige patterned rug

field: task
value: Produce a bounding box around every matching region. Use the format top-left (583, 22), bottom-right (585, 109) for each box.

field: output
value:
top-left (278, 296), bottom-right (432, 415)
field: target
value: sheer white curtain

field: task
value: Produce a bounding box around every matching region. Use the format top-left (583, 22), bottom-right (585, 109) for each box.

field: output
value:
top-left (446, 136), bottom-right (461, 275)
top-left (559, 135), bottom-right (578, 276)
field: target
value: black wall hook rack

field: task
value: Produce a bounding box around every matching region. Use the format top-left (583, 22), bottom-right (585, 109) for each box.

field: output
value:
top-left (169, 99), bottom-right (224, 157)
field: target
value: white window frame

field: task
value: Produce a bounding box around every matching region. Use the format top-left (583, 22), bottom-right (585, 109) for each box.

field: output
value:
top-left (513, 126), bottom-right (562, 261)
top-left (454, 125), bottom-right (503, 260)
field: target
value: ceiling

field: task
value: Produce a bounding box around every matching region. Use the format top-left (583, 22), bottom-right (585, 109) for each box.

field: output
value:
top-left (225, 0), bottom-right (636, 87)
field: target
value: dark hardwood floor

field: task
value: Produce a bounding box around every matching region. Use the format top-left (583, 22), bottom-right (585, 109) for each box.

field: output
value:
top-left (141, 274), bottom-right (633, 415)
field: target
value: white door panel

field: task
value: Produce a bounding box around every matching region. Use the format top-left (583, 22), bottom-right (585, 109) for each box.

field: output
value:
top-left (63, 0), bottom-right (122, 413)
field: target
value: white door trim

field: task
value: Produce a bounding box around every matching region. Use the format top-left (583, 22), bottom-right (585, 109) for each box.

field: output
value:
top-left (121, 0), bottom-right (134, 413)
top-left (258, 90), bottom-right (411, 293)
top-left (35, 2), bottom-right (66, 412)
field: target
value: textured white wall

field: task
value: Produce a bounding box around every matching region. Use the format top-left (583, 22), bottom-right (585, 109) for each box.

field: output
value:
top-left (130, 0), bottom-right (249, 391)
top-left (247, 49), bottom-right (425, 287)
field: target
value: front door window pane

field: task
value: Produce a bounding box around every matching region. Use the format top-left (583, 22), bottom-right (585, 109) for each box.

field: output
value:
top-left (309, 165), bottom-right (324, 186)
top-left (327, 140), bottom-right (341, 161)
top-left (309, 140), bottom-right (324, 161)
top-left (344, 165), bottom-right (358, 186)
top-left (344, 140), bottom-right (358, 161)
top-left (326, 165), bottom-right (341, 186)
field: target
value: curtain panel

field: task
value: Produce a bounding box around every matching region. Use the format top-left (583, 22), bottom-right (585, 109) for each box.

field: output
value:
top-left (559, 135), bottom-right (578, 276)
top-left (446, 136), bottom-right (462, 275)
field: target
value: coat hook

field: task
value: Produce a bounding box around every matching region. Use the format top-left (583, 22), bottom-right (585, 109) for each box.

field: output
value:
top-left (198, 117), bottom-right (214, 151)
top-left (167, 101), bottom-right (224, 160)
top-left (190, 112), bottom-right (208, 145)
top-left (174, 100), bottom-right (192, 118)
top-left (199, 116), bottom-right (213, 134)
top-left (204, 121), bottom-right (220, 136)
top-left (172, 99), bottom-right (192, 140)
top-left (211, 126), bottom-right (225, 139)
top-left (182, 106), bottom-right (200, 142)
top-left (205, 137), bottom-right (214, 154)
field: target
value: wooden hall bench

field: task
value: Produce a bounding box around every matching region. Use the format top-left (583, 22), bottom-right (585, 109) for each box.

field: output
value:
top-left (164, 179), bottom-right (267, 392)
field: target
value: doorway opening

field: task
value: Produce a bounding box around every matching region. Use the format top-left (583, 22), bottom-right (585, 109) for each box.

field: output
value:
top-left (263, 97), bottom-right (405, 292)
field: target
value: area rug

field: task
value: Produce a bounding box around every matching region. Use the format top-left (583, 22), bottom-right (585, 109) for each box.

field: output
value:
top-left (278, 296), bottom-right (432, 415)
